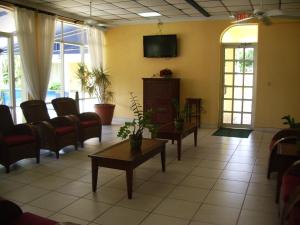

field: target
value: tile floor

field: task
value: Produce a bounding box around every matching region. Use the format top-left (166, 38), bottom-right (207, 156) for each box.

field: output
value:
top-left (0, 125), bottom-right (280, 225)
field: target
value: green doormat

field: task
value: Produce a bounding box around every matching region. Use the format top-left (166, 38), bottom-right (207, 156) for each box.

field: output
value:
top-left (213, 127), bottom-right (252, 138)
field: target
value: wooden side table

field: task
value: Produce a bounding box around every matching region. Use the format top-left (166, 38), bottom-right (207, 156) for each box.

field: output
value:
top-left (186, 98), bottom-right (201, 128)
top-left (276, 143), bottom-right (300, 203)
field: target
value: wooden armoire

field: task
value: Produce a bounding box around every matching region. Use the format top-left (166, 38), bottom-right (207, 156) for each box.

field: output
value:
top-left (143, 78), bottom-right (180, 125)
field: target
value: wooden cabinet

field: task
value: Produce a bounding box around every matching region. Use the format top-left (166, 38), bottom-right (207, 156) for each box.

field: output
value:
top-left (143, 78), bottom-right (180, 125)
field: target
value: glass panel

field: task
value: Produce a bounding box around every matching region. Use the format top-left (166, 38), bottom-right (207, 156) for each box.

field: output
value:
top-left (243, 100), bottom-right (252, 112)
top-left (63, 23), bottom-right (83, 43)
top-left (233, 100), bottom-right (242, 112)
top-left (0, 37), bottom-right (11, 106)
top-left (244, 60), bottom-right (253, 73)
top-left (224, 87), bottom-right (232, 98)
top-left (14, 37), bottom-right (27, 123)
top-left (64, 44), bottom-right (81, 99)
top-left (55, 21), bottom-right (62, 42)
top-left (234, 74), bottom-right (243, 86)
top-left (233, 113), bottom-right (241, 124)
top-left (244, 87), bottom-right (253, 99)
top-left (235, 48), bottom-right (244, 60)
top-left (47, 43), bottom-right (63, 103)
top-left (245, 48), bottom-right (254, 60)
top-left (223, 112), bottom-right (232, 123)
top-left (244, 75), bottom-right (253, 86)
top-left (0, 8), bottom-right (15, 33)
top-left (234, 87), bottom-right (243, 99)
top-left (222, 25), bottom-right (258, 43)
top-left (223, 100), bottom-right (232, 111)
top-left (243, 113), bottom-right (251, 125)
top-left (225, 48), bottom-right (233, 60)
top-left (225, 61), bottom-right (233, 73)
top-left (235, 61), bottom-right (244, 73)
top-left (224, 74), bottom-right (233, 86)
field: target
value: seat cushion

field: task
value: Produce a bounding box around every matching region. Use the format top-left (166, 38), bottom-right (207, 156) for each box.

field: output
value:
top-left (9, 212), bottom-right (56, 225)
top-left (55, 126), bottom-right (75, 135)
top-left (281, 175), bottom-right (300, 202)
top-left (80, 120), bottom-right (99, 128)
top-left (288, 206), bottom-right (300, 225)
top-left (3, 135), bottom-right (35, 146)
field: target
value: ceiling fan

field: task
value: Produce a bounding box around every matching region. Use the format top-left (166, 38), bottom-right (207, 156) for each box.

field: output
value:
top-left (233, 0), bottom-right (300, 25)
top-left (84, 1), bottom-right (111, 29)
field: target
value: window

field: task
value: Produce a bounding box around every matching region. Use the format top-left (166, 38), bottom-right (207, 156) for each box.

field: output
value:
top-left (47, 20), bottom-right (93, 116)
top-left (0, 7), bottom-right (26, 123)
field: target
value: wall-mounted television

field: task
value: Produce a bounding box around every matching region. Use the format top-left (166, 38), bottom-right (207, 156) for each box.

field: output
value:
top-left (143, 34), bottom-right (177, 58)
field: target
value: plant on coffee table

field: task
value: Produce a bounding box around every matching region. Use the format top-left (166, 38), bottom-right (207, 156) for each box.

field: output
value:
top-left (117, 92), bottom-right (157, 150)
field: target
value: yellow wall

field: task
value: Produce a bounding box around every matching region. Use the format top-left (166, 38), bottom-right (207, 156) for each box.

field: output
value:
top-left (104, 20), bottom-right (300, 128)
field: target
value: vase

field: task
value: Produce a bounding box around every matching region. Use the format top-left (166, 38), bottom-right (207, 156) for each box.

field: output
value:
top-left (174, 119), bottom-right (184, 130)
top-left (129, 135), bottom-right (142, 151)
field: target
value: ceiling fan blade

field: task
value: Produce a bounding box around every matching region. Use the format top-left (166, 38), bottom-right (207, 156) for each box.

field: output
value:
top-left (266, 10), bottom-right (300, 19)
top-left (232, 16), bottom-right (255, 24)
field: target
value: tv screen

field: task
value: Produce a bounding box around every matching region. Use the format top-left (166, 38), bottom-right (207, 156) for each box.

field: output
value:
top-left (143, 35), bottom-right (177, 58)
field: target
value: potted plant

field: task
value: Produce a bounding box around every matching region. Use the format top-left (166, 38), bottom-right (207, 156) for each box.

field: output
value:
top-left (117, 92), bottom-right (157, 151)
top-left (76, 63), bottom-right (115, 125)
top-left (172, 99), bottom-right (188, 130)
top-left (282, 115), bottom-right (300, 128)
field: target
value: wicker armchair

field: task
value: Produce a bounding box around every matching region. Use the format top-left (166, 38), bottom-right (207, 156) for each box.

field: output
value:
top-left (20, 100), bottom-right (77, 158)
top-left (267, 128), bottom-right (300, 179)
top-left (0, 105), bottom-right (39, 173)
top-left (52, 97), bottom-right (102, 147)
top-left (280, 161), bottom-right (300, 225)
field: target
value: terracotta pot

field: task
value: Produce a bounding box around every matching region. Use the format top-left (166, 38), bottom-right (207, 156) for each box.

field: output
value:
top-left (94, 104), bottom-right (115, 125)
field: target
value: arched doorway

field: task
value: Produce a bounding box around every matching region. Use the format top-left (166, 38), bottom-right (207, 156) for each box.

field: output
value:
top-left (220, 24), bottom-right (258, 128)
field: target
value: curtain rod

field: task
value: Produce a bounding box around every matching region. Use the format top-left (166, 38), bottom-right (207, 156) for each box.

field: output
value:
top-left (0, 1), bottom-right (83, 24)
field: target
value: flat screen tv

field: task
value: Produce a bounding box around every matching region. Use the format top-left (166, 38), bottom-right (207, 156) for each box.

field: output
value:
top-left (143, 35), bottom-right (177, 58)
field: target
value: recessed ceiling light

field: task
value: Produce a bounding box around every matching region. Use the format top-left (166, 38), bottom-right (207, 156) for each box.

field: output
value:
top-left (138, 12), bottom-right (161, 17)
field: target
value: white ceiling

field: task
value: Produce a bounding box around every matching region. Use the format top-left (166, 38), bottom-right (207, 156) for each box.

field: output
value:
top-left (3, 0), bottom-right (300, 25)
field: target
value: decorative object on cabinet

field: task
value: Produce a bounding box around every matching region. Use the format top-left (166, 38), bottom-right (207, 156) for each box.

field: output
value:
top-left (160, 68), bottom-right (173, 78)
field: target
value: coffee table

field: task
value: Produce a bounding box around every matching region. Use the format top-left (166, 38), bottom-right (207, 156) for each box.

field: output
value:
top-left (88, 138), bottom-right (167, 199)
top-left (155, 122), bottom-right (198, 160)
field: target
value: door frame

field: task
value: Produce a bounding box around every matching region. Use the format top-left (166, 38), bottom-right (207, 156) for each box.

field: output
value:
top-left (219, 43), bottom-right (257, 129)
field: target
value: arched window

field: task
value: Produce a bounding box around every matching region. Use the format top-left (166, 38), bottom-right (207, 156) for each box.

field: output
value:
top-left (221, 24), bottom-right (258, 43)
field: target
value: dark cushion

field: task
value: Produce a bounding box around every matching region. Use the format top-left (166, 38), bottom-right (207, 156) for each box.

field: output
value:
top-left (80, 120), bottom-right (99, 128)
top-left (288, 206), bottom-right (300, 225)
top-left (9, 212), bottom-right (56, 225)
top-left (3, 135), bottom-right (35, 146)
top-left (281, 175), bottom-right (300, 202)
top-left (55, 126), bottom-right (75, 135)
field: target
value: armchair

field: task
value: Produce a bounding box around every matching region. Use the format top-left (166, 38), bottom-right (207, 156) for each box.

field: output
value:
top-left (20, 100), bottom-right (77, 158)
top-left (52, 97), bottom-right (102, 147)
top-left (0, 105), bottom-right (39, 173)
top-left (267, 128), bottom-right (300, 179)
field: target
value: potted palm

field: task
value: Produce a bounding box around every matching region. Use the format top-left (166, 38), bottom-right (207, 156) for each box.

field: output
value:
top-left (76, 63), bottom-right (114, 125)
top-left (172, 99), bottom-right (188, 130)
top-left (117, 92), bottom-right (157, 151)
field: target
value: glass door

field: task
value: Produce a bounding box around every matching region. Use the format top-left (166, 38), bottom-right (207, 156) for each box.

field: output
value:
top-left (221, 44), bottom-right (256, 128)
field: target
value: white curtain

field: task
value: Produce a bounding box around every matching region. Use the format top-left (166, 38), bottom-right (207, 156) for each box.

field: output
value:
top-left (87, 27), bottom-right (103, 69)
top-left (15, 8), bottom-right (55, 100)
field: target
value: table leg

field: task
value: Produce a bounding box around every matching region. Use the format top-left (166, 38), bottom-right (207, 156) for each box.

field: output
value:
top-left (177, 138), bottom-right (182, 160)
top-left (91, 158), bottom-right (98, 192)
top-left (126, 168), bottom-right (133, 199)
top-left (194, 128), bottom-right (198, 147)
top-left (161, 146), bottom-right (166, 172)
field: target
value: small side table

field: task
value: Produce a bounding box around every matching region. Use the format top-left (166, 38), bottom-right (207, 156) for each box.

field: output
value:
top-left (276, 143), bottom-right (300, 203)
top-left (186, 98), bottom-right (201, 128)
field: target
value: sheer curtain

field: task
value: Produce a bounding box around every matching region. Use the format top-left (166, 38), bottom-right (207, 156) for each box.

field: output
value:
top-left (15, 8), bottom-right (55, 100)
top-left (87, 27), bottom-right (103, 69)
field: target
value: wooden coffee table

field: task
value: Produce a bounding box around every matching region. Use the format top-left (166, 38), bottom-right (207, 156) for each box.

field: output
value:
top-left (155, 122), bottom-right (198, 160)
top-left (88, 138), bottom-right (167, 199)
